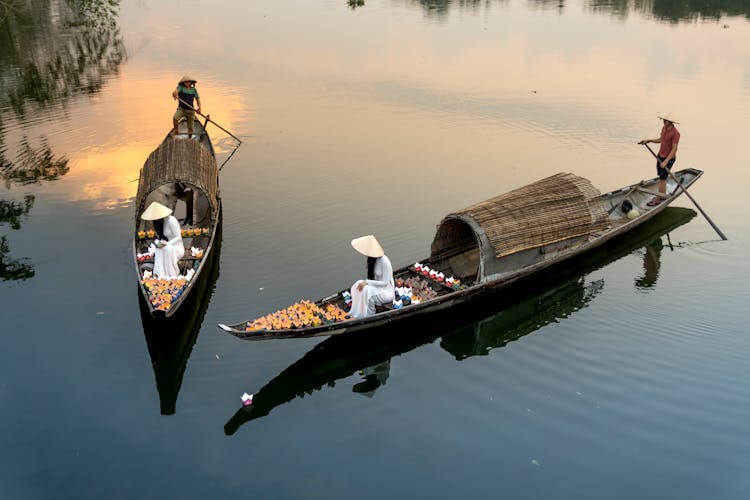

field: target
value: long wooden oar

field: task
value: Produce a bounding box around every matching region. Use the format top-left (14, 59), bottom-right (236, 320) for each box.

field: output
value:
top-left (641, 143), bottom-right (727, 240)
top-left (176, 97), bottom-right (242, 144)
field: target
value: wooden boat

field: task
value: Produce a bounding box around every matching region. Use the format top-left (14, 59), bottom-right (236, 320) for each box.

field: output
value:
top-left (224, 207), bottom-right (698, 431)
top-left (218, 168), bottom-right (703, 339)
top-left (134, 117), bottom-right (221, 318)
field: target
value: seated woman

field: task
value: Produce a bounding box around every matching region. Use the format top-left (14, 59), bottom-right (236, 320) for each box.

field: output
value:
top-left (141, 201), bottom-right (184, 278)
top-left (348, 235), bottom-right (395, 318)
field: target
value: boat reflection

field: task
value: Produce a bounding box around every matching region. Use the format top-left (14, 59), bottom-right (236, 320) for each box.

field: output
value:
top-left (225, 207), bottom-right (696, 433)
top-left (224, 207), bottom-right (696, 434)
top-left (140, 219), bottom-right (222, 415)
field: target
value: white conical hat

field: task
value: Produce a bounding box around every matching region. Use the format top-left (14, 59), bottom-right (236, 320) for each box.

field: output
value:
top-left (179, 75), bottom-right (197, 84)
top-left (140, 201), bottom-right (172, 220)
top-left (351, 235), bottom-right (384, 258)
top-left (657, 112), bottom-right (679, 124)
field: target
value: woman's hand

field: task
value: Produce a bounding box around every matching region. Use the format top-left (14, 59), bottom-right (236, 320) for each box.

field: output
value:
top-left (357, 280), bottom-right (366, 292)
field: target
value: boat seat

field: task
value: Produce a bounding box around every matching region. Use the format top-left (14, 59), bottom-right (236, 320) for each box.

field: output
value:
top-left (375, 303), bottom-right (393, 313)
top-left (636, 187), bottom-right (669, 198)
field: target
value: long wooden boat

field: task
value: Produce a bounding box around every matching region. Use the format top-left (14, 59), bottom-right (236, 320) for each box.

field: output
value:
top-left (218, 168), bottom-right (703, 339)
top-left (224, 206), bottom-right (698, 431)
top-left (134, 118), bottom-right (221, 318)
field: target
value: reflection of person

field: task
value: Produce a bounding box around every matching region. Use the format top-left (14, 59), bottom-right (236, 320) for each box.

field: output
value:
top-left (171, 75), bottom-right (201, 139)
top-left (638, 112), bottom-right (680, 206)
top-left (348, 235), bottom-right (395, 318)
top-left (141, 201), bottom-right (184, 278)
top-left (635, 238), bottom-right (664, 288)
top-left (352, 360), bottom-right (391, 398)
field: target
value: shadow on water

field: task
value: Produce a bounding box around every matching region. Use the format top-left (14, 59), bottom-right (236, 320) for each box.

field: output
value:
top-left (224, 207), bottom-right (696, 434)
top-left (140, 218), bottom-right (223, 415)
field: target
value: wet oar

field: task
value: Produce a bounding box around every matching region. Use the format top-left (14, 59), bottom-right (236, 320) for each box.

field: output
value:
top-left (641, 143), bottom-right (727, 240)
top-left (176, 97), bottom-right (242, 144)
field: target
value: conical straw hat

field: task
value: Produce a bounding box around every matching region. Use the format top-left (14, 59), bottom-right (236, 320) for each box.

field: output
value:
top-left (656, 112), bottom-right (679, 124)
top-left (179, 75), bottom-right (197, 84)
top-left (140, 201), bottom-right (172, 220)
top-left (351, 235), bottom-right (384, 258)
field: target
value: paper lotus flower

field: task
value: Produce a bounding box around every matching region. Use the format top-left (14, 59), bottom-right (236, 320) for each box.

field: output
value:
top-left (245, 300), bottom-right (350, 332)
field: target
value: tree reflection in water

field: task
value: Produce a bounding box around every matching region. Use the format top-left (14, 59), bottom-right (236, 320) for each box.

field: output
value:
top-left (1, 136), bottom-right (69, 188)
top-left (0, 195), bottom-right (35, 281)
top-left (0, 0), bottom-right (125, 281)
top-left (0, 0), bottom-right (126, 117)
top-left (398, 0), bottom-right (750, 21)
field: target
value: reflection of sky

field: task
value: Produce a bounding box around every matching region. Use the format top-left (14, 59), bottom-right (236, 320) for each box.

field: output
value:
top-left (4, 0), bottom-right (749, 218)
top-left (2, 65), bottom-right (249, 209)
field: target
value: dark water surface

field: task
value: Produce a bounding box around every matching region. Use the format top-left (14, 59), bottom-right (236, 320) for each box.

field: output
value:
top-left (2, 1), bottom-right (749, 498)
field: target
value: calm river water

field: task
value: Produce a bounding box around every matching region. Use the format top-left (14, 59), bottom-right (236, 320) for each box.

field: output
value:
top-left (1, 0), bottom-right (749, 498)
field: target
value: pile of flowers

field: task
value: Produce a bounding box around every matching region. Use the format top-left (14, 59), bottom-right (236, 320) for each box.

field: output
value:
top-left (403, 276), bottom-right (439, 303)
top-left (245, 300), bottom-right (349, 332)
top-left (141, 269), bottom-right (195, 311)
top-left (137, 227), bottom-right (209, 240)
top-left (136, 251), bottom-right (153, 263)
top-left (181, 227), bottom-right (209, 237)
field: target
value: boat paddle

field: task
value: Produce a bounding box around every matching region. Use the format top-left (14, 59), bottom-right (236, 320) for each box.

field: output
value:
top-left (176, 97), bottom-right (242, 145)
top-left (640, 142), bottom-right (727, 241)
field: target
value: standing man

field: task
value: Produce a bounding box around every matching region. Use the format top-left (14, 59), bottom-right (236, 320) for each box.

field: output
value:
top-left (172, 75), bottom-right (201, 139)
top-left (639, 113), bottom-right (680, 206)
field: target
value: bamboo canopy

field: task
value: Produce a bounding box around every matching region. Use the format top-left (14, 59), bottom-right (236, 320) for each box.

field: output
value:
top-left (430, 173), bottom-right (609, 281)
top-left (135, 138), bottom-right (219, 215)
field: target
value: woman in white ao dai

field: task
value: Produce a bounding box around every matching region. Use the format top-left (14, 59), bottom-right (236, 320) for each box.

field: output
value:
top-left (348, 235), bottom-right (395, 318)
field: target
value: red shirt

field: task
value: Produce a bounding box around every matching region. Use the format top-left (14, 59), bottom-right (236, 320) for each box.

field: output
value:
top-left (658, 125), bottom-right (680, 158)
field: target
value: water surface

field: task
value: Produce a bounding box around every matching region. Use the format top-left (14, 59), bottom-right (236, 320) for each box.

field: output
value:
top-left (1, 0), bottom-right (749, 498)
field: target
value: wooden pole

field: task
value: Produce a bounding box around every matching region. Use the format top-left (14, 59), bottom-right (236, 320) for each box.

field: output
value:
top-left (176, 97), bottom-right (242, 144)
top-left (641, 142), bottom-right (727, 240)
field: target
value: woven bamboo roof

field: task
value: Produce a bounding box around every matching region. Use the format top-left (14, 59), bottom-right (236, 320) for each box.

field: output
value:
top-left (135, 138), bottom-right (219, 214)
top-left (440, 173), bottom-right (609, 258)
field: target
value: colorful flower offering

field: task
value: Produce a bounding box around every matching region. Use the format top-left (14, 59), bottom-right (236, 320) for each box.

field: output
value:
top-left (142, 276), bottom-right (188, 311)
top-left (181, 227), bottom-right (209, 237)
top-left (137, 229), bottom-right (157, 240)
top-left (403, 276), bottom-right (439, 303)
top-left (412, 263), bottom-right (461, 289)
top-left (190, 246), bottom-right (204, 258)
top-left (136, 251), bottom-right (153, 262)
top-left (245, 300), bottom-right (350, 332)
